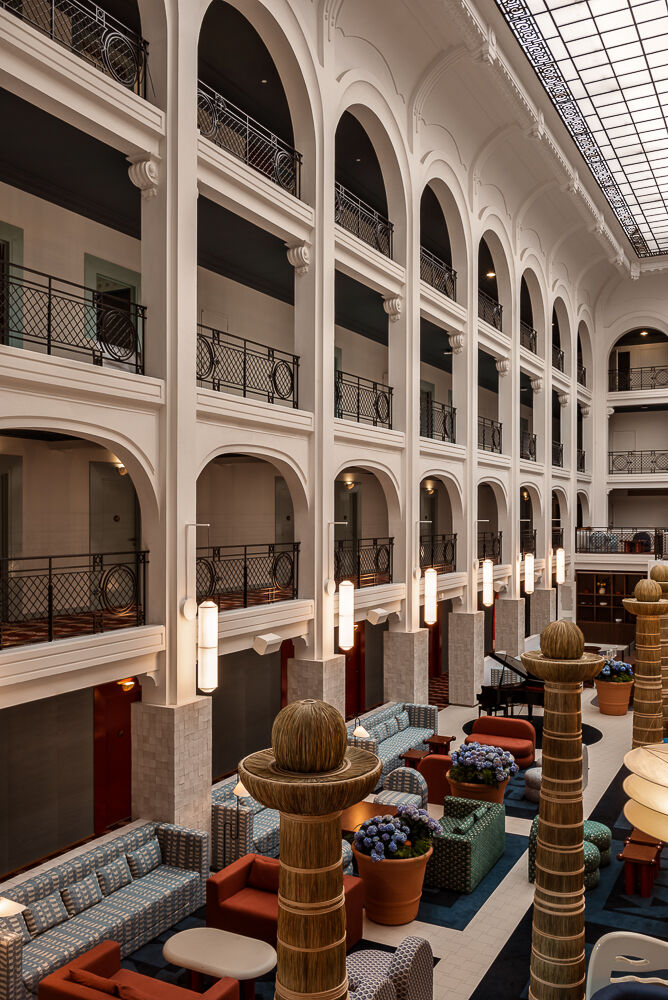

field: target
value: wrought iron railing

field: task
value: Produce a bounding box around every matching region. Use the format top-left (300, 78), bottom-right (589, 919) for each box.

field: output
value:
top-left (552, 440), bottom-right (564, 467)
top-left (609, 450), bottom-right (668, 475)
top-left (478, 289), bottom-right (503, 330)
top-left (335, 183), bottom-right (393, 257)
top-left (197, 80), bottom-right (302, 197)
top-left (575, 528), bottom-right (667, 557)
top-left (1, 0), bottom-right (147, 95)
top-left (196, 324), bottom-right (298, 407)
top-left (419, 533), bottom-right (456, 573)
top-left (420, 247), bottom-right (456, 301)
top-left (335, 370), bottom-right (392, 428)
top-left (520, 320), bottom-right (537, 354)
top-left (552, 527), bottom-right (563, 550)
top-left (577, 448), bottom-right (586, 473)
top-left (520, 430), bottom-right (537, 461)
top-left (334, 537), bottom-right (393, 588)
top-left (520, 529), bottom-right (537, 556)
top-left (577, 363), bottom-right (587, 386)
top-left (552, 343), bottom-right (565, 372)
top-left (197, 542), bottom-right (299, 610)
top-left (608, 365), bottom-right (668, 392)
top-left (478, 416), bottom-right (502, 453)
top-left (0, 264), bottom-right (145, 372)
top-left (0, 550), bottom-right (147, 649)
top-left (478, 531), bottom-right (502, 564)
top-left (420, 397), bottom-right (456, 443)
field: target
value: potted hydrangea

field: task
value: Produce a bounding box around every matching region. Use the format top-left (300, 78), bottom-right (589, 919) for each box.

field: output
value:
top-left (595, 658), bottom-right (634, 716)
top-left (446, 742), bottom-right (519, 804)
top-left (351, 805), bottom-right (442, 925)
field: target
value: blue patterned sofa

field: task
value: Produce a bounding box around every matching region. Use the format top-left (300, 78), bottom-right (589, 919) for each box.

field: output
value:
top-left (346, 702), bottom-right (438, 790)
top-left (0, 821), bottom-right (208, 1000)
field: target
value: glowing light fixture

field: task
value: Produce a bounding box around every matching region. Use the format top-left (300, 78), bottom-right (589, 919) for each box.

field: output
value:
top-left (623, 744), bottom-right (668, 841)
top-left (486, 270), bottom-right (496, 279)
top-left (640, 330), bottom-right (649, 336)
top-left (352, 717), bottom-right (370, 739)
top-left (117, 678), bottom-right (136, 693)
top-left (555, 547), bottom-right (566, 586)
top-left (482, 558), bottom-right (494, 608)
top-left (0, 898), bottom-right (26, 917)
top-left (233, 779), bottom-right (249, 798)
top-left (197, 600), bottom-right (219, 693)
top-left (524, 552), bottom-right (535, 595)
top-left (424, 568), bottom-right (437, 625)
top-left (338, 581), bottom-right (355, 651)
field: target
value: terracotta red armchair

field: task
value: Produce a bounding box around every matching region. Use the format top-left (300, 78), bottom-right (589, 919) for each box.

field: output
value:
top-left (207, 853), bottom-right (363, 950)
top-left (417, 754), bottom-right (452, 804)
top-left (464, 716), bottom-right (536, 768)
top-left (38, 941), bottom-right (239, 1000)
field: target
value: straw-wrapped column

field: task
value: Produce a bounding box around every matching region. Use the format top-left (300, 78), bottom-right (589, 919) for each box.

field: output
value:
top-left (239, 699), bottom-right (381, 1000)
top-left (649, 564), bottom-right (668, 733)
top-left (623, 578), bottom-right (668, 748)
top-left (522, 621), bottom-right (603, 1000)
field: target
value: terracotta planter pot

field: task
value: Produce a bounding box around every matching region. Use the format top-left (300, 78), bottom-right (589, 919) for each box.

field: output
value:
top-left (446, 771), bottom-right (509, 804)
top-left (353, 846), bottom-right (432, 925)
top-left (595, 678), bottom-right (633, 716)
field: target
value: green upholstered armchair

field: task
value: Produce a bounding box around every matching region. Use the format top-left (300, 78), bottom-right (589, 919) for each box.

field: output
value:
top-left (424, 796), bottom-right (505, 893)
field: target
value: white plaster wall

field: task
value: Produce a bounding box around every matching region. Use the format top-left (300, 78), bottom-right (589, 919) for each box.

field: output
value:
top-left (334, 327), bottom-right (387, 384)
top-left (420, 363), bottom-right (452, 403)
top-left (196, 459), bottom-right (280, 546)
top-left (478, 385), bottom-right (499, 422)
top-left (610, 342), bottom-right (668, 369)
top-left (609, 490), bottom-right (668, 526)
top-left (609, 411), bottom-right (668, 451)
top-left (197, 267), bottom-right (294, 353)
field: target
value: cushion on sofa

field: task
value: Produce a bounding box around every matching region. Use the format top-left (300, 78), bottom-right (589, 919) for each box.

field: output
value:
top-left (126, 839), bottom-right (162, 879)
top-left (374, 722), bottom-right (391, 742)
top-left (0, 912), bottom-right (30, 943)
top-left (117, 985), bottom-right (152, 1000)
top-left (61, 873), bottom-right (103, 916)
top-left (69, 967), bottom-right (119, 995)
top-left (97, 857), bottom-right (133, 896)
top-left (464, 733), bottom-right (533, 759)
top-left (385, 717), bottom-right (399, 738)
top-left (453, 815), bottom-right (475, 834)
top-left (396, 710), bottom-right (410, 731)
top-left (248, 856), bottom-right (280, 893)
top-left (23, 891), bottom-right (69, 937)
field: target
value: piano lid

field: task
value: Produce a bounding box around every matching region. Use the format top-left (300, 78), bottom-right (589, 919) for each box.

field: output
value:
top-left (488, 650), bottom-right (528, 681)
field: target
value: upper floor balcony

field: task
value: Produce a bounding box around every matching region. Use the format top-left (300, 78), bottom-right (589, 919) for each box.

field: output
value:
top-left (420, 247), bottom-right (456, 301)
top-left (478, 531), bottom-right (502, 564)
top-left (552, 441), bottom-right (564, 468)
top-left (577, 448), bottom-right (586, 473)
top-left (478, 289), bottom-right (502, 331)
top-left (552, 526), bottom-right (564, 550)
top-left (196, 542), bottom-right (299, 610)
top-left (552, 344), bottom-right (565, 372)
top-left (520, 320), bottom-right (537, 354)
top-left (335, 183), bottom-right (393, 258)
top-left (608, 365), bottom-right (668, 392)
top-left (609, 450), bottom-right (668, 475)
top-left (335, 370), bottom-right (392, 429)
top-left (520, 430), bottom-right (537, 462)
top-left (478, 416), bottom-right (502, 454)
top-left (520, 529), bottom-right (537, 556)
top-left (575, 527), bottom-right (667, 557)
top-left (577, 363), bottom-right (587, 387)
top-left (334, 537), bottom-right (393, 588)
top-left (420, 533), bottom-right (456, 574)
top-left (196, 323), bottom-right (299, 408)
top-left (420, 397), bottom-right (456, 443)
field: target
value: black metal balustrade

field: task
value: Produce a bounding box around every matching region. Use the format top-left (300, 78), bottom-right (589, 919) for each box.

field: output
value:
top-left (575, 527), bottom-right (667, 557)
top-left (577, 363), bottom-right (587, 387)
top-left (197, 81), bottom-right (302, 198)
top-left (478, 289), bottom-right (503, 330)
top-left (609, 450), bottom-right (668, 475)
top-left (608, 365), bottom-right (668, 392)
top-left (478, 531), bottom-right (502, 564)
top-left (420, 397), bottom-right (456, 443)
top-left (335, 370), bottom-right (392, 428)
top-left (552, 343), bottom-right (565, 372)
top-left (197, 542), bottom-right (299, 610)
top-left (334, 537), bottom-right (393, 588)
top-left (520, 529), bottom-right (537, 556)
top-left (0, 550), bottom-right (147, 649)
top-left (420, 533), bottom-right (457, 573)
top-left (420, 247), bottom-right (457, 301)
top-left (552, 441), bottom-right (564, 467)
top-left (197, 324), bottom-right (299, 407)
top-left (552, 527), bottom-right (563, 550)
top-left (520, 430), bottom-right (537, 461)
top-left (577, 448), bottom-right (586, 473)
top-left (335, 183), bottom-right (393, 257)
top-left (520, 320), bottom-right (537, 354)
top-left (478, 416), bottom-right (502, 453)
top-left (1, 0), bottom-right (147, 95)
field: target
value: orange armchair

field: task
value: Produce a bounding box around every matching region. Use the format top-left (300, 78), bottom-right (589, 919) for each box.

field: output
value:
top-left (464, 716), bottom-right (536, 768)
top-left (417, 754), bottom-right (452, 804)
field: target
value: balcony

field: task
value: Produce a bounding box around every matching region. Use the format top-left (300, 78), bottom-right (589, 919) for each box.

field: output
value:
top-left (520, 320), bottom-right (537, 354)
top-left (478, 531), bottom-right (502, 564)
top-left (420, 397), bottom-right (456, 443)
top-left (0, 550), bottom-right (147, 649)
top-left (1, 0), bottom-right (147, 95)
top-left (197, 542), bottom-right (299, 610)
top-left (420, 533), bottom-right (456, 573)
top-left (420, 247), bottom-right (456, 301)
top-left (335, 183), bottom-right (393, 258)
top-left (197, 81), bottom-right (302, 197)
top-left (577, 448), bottom-right (586, 473)
top-left (552, 527), bottom-right (564, 550)
top-left (334, 537), bottom-right (393, 588)
top-left (608, 366), bottom-right (668, 392)
top-left (335, 370), bottom-right (392, 429)
top-left (577, 363), bottom-right (587, 387)
top-left (520, 529), bottom-right (537, 556)
top-left (576, 527), bottom-right (667, 557)
top-left (520, 430), bottom-right (537, 461)
top-left (196, 324), bottom-right (299, 407)
top-left (552, 441), bottom-right (564, 468)
top-left (478, 289), bottom-right (502, 330)
top-left (478, 416), bottom-right (502, 453)
top-left (552, 344), bottom-right (565, 372)
top-left (609, 450), bottom-right (668, 475)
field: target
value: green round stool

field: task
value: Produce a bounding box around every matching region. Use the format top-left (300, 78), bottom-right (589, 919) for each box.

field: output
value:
top-left (583, 820), bottom-right (612, 867)
top-left (528, 815), bottom-right (602, 889)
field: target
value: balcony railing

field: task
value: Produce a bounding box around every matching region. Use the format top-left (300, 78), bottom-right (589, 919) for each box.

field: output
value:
top-left (520, 529), bottom-right (537, 556)
top-left (334, 537), bottom-right (393, 588)
top-left (0, 264), bottom-right (145, 373)
top-left (420, 247), bottom-right (456, 301)
top-left (420, 397), bottom-right (456, 443)
top-left (577, 363), bottom-right (587, 387)
top-left (552, 343), bottom-right (565, 372)
top-left (552, 441), bottom-right (564, 467)
top-left (608, 365), bottom-right (668, 392)
top-left (335, 183), bottom-right (393, 257)
top-left (196, 324), bottom-right (299, 407)
top-left (575, 527), bottom-right (667, 557)
top-left (478, 289), bottom-right (503, 330)
top-left (197, 81), bottom-right (302, 197)
top-left (478, 531), bottom-right (502, 564)
top-left (520, 430), bottom-right (537, 461)
top-left (420, 533), bottom-right (457, 574)
top-left (0, 550), bottom-right (147, 649)
top-left (335, 370), bottom-right (392, 428)
top-left (609, 450), bottom-right (668, 475)
top-left (478, 416), bottom-right (502, 453)
top-left (520, 320), bottom-right (537, 354)
top-left (197, 542), bottom-right (299, 610)
top-left (577, 448), bottom-right (586, 473)
top-left (552, 527), bottom-right (563, 550)
top-left (1, 0), bottom-right (147, 95)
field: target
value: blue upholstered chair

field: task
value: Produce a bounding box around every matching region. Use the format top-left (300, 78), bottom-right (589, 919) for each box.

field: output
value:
top-left (347, 936), bottom-right (433, 1000)
top-left (374, 767), bottom-right (428, 810)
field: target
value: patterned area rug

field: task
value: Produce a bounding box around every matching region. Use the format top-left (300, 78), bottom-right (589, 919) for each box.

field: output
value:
top-left (429, 674), bottom-right (450, 709)
top-left (503, 770), bottom-right (539, 820)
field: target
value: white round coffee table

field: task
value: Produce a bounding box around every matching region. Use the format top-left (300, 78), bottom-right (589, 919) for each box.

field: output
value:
top-left (163, 927), bottom-right (276, 999)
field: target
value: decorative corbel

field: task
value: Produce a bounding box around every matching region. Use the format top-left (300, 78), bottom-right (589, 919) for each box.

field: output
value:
top-left (448, 332), bottom-right (465, 354)
top-left (383, 296), bottom-right (402, 322)
top-left (580, 404), bottom-right (591, 418)
top-left (127, 155), bottom-right (159, 199)
top-left (496, 357), bottom-right (511, 377)
top-left (558, 392), bottom-right (569, 408)
top-left (530, 376), bottom-right (543, 393)
top-left (286, 242), bottom-right (311, 275)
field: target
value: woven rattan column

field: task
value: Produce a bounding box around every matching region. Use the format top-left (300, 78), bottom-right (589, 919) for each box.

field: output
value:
top-left (522, 621), bottom-right (603, 1000)
top-left (239, 699), bottom-right (381, 1000)
top-left (623, 578), bottom-right (668, 749)
top-left (649, 565), bottom-right (668, 733)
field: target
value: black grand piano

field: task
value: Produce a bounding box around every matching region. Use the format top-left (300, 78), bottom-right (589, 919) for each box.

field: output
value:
top-left (476, 651), bottom-right (545, 718)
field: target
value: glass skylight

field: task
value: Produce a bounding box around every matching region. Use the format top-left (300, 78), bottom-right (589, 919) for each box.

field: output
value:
top-left (496, 1), bottom-right (668, 257)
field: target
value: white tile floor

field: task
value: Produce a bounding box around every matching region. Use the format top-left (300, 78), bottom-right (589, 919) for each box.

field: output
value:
top-left (360, 689), bottom-right (632, 1000)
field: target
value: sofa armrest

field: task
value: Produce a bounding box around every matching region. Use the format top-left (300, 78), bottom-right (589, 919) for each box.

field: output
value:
top-left (70, 941), bottom-right (121, 978)
top-left (405, 703), bottom-right (438, 733)
top-left (347, 735), bottom-right (379, 754)
top-left (0, 931), bottom-right (24, 1000)
top-left (207, 853), bottom-right (256, 910)
top-left (155, 823), bottom-right (210, 896)
top-left (203, 978), bottom-right (240, 1000)
top-left (212, 802), bottom-right (254, 869)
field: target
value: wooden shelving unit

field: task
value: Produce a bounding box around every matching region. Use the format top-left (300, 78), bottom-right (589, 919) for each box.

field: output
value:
top-left (576, 571), bottom-right (644, 644)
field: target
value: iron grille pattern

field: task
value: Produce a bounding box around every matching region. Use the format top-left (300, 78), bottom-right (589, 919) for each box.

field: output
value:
top-left (520, 320), bottom-right (537, 354)
top-left (576, 528), bottom-right (667, 558)
top-left (335, 370), bottom-right (392, 428)
top-left (552, 344), bottom-right (565, 372)
top-left (608, 366), bottom-right (668, 392)
top-left (478, 416), bottom-right (502, 453)
top-left (552, 441), bottom-right (564, 468)
top-left (609, 450), bottom-right (668, 475)
top-left (0, 550), bottom-right (147, 649)
top-left (520, 430), bottom-right (536, 462)
top-left (577, 363), bottom-right (587, 387)
top-left (520, 529), bottom-right (537, 557)
top-left (552, 527), bottom-right (563, 550)
top-left (478, 531), bottom-right (502, 565)
top-left (1, 0), bottom-right (147, 95)
top-left (478, 289), bottom-right (503, 330)
top-left (0, 263), bottom-right (145, 372)
top-left (420, 533), bottom-right (456, 573)
top-left (196, 542), bottom-right (299, 610)
top-left (196, 323), bottom-right (298, 407)
top-left (334, 183), bottom-right (393, 258)
top-left (577, 449), bottom-right (586, 474)
top-left (420, 247), bottom-right (456, 301)
top-left (197, 81), bottom-right (301, 198)
top-left (334, 537), bottom-right (393, 588)
top-left (420, 397), bottom-right (456, 443)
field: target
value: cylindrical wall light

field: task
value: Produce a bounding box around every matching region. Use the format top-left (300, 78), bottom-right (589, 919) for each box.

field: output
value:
top-left (524, 552), bottom-right (535, 595)
top-left (197, 600), bottom-right (219, 693)
top-left (338, 580), bottom-right (355, 651)
top-left (424, 568), bottom-right (437, 625)
top-left (555, 547), bottom-right (566, 585)
top-left (482, 559), bottom-right (494, 608)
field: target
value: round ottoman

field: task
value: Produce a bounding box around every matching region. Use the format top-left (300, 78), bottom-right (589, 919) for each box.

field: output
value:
top-left (524, 766), bottom-right (542, 804)
top-left (584, 820), bottom-right (612, 867)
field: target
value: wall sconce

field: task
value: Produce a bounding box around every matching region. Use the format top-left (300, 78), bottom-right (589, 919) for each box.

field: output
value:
top-left (482, 558), bottom-right (494, 608)
top-left (197, 600), bottom-right (219, 693)
top-left (524, 552), bottom-right (535, 595)
top-left (352, 717), bottom-right (370, 738)
top-left (555, 547), bottom-right (566, 585)
top-left (424, 568), bottom-right (437, 625)
top-left (338, 580), bottom-right (355, 651)
top-left (117, 678), bottom-right (136, 693)
top-left (367, 608), bottom-right (389, 626)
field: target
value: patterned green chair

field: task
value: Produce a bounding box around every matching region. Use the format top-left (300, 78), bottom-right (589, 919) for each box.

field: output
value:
top-left (424, 796), bottom-right (505, 894)
top-left (528, 815), bottom-right (602, 889)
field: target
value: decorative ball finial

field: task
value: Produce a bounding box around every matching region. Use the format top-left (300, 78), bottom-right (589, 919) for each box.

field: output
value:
top-left (540, 619), bottom-right (585, 660)
top-left (649, 564), bottom-right (668, 584)
top-left (272, 699), bottom-right (347, 773)
top-left (634, 578), bottom-right (663, 603)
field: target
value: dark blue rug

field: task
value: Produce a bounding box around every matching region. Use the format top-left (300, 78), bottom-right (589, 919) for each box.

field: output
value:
top-left (504, 769), bottom-right (539, 819)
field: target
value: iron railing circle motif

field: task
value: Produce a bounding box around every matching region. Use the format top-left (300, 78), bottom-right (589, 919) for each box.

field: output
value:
top-left (196, 335), bottom-right (215, 382)
top-left (611, 453), bottom-right (631, 473)
top-left (102, 31), bottom-right (141, 89)
top-left (273, 148), bottom-right (296, 193)
top-left (374, 391), bottom-right (391, 426)
top-left (270, 359), bottom-right (294, 400)
top-left (197, 92), bottom-right (219, 138)
top-left (375, 221), bottom-right (391, 255)
top-left (491, 423), bottom-right (502, 452)
top-left (654, 368), bottom-right (668, 389)
top-left (272, 551), bottom-right (294, 590)
top-left (196, 558), bottom-right (216, 601)
top-left (444, 538), bottom-right (456, 566)
top-left (98, 307), bottom-right (137, 361)
top-left (100, 565), bottom-right (137, 615)
top-left (374, 544), bottom-right (391, 575)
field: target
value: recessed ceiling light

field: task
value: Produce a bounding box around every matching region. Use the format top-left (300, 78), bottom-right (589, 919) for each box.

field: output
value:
top-left (640, 330), bottom-right (649, 336)
top-left (641, 405), bottom-right (649, 410)
top-left (486, 270), bottom-right (496, 279)
top-left (260, 78), bottom-right (268, 84)
top-left (355, 157), bottom-right (361, 163)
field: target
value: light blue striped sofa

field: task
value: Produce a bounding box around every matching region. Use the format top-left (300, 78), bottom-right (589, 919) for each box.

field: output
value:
top-left (0, 821), bottom-right (209, 1000)
top-left (346, 702), bottom-right (438, 790)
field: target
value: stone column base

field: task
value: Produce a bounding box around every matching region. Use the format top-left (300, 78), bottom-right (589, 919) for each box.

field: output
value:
top-left (495, 598), bottom-right (525, 656)
top-left (383, 629), bottom-right (428, 705)
top-left (131, 697), bottom-right (212, 833)
top-left (448, 611), bottom-right (484, 706)
top-left (287, 656), bottom-right (345, 716)
top-left (531, 589), bottom-right (556, 636)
